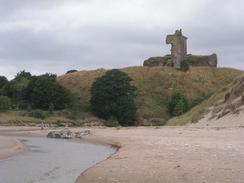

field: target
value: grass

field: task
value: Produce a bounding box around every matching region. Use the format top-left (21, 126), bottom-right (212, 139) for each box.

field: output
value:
top-left (0, 111), bottom-right (42, 126)
top-left (0, 110), bottom-right (103, 127)
top-left (58, 66), bottom-right (243, 125)
top-left (167, 74), bottom-right (244, 125)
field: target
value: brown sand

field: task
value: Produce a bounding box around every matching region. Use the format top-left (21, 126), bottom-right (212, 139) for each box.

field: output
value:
top-left (0, 113), bottom-right (244, 183)
top-left (75, 126), bottom-right (244, 183)
top-left (0, 136), bottom-right (26, 160)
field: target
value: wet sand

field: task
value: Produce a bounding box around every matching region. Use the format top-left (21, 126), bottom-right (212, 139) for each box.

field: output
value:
top-left (0, 136), bottom-right (26, 160)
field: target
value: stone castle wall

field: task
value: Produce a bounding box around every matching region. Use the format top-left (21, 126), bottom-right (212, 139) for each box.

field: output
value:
top-left (143, 54), bottom-right (217, 68)
top-left (143, 29), bottom-right (218, 68)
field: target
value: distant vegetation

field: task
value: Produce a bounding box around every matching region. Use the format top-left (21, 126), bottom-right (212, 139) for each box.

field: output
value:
top-left (25, 73), bottom-right (71, 110)
top-left (66, 70), bottom-right (78, 74)
top-left (0, 71), bottom-right (72, 111)
top-left (90, 69), bottom-right (137, 126)
top-left (167, 74), bottom-right (244, 125)
top-left (168, 91), bottom-right (188, 116)
top-left (29, 109), bottom-right (48, 120)
top-left (58, 66), bottom-right (243, 125)
top-left (0, 76), bottom-right (8, 89)
top-left (0, 96), bottom-right (11, 111)
top-left (0, 66), bottom-right (243, 126)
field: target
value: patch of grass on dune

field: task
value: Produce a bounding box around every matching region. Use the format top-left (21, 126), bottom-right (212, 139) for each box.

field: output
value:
top-left (167, 74), bottom-right (244, 125)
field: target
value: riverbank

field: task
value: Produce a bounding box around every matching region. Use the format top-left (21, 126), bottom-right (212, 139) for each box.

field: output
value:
top-left (76, 126), bottom-right (244, 183)
top-left (0, 136), bottom-right (26, 160)
top-left (0, 125), bottom-right (244, 183)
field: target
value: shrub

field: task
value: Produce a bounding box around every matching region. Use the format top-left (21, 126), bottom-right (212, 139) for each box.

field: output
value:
top-left (66, 70), bottom-right (78, 74)
top-left (90, 69), bottom-right (137, 126)
top-left (168, 91), bottom-right (188, 116)
top-left (29, 109), bottom-right (47, 119)
top-left (0, 96), bottom-right (11, 111)
top-left (0, 76), bottom-right (8, 89)
top-left (65, 95), bottom-right (82, 120)
top-left (180, 61), bottom-right (189, 72)
top-left (2, 78), bottom-right (30, 106)
top-left (104, 117), bottom-right (120, 127)
top-left (14, 70), bottom-right (32, 81)
top-left (25, 74), bottom-right (72, 110)
top-left (48, 103), bottom-right (54, 114)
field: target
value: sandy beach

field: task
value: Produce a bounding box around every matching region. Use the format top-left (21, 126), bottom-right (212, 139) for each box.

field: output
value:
top-left (0, 115), bottom-right (244, 183)
top-left (76, 126), bottom-right (244, 183)
top-left (0, 136), bottom-right (26, 160)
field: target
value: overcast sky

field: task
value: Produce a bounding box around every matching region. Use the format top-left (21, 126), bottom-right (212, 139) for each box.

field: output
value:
top-left (0, 0), bottom-right (243, 79)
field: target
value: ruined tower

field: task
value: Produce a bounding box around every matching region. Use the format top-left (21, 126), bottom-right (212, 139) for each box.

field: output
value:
top-left (143, 29), bottom-right (217, 68)
top-left (166, 29), bottom-right (187, 68)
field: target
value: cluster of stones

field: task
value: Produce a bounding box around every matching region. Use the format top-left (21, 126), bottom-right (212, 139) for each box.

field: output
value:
top-left (143, 29), bottom-right (217, 68)
top-left (47, 129), bottom-right (91, 139)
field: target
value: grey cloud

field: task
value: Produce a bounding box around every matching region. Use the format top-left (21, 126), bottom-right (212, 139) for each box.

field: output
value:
top-left (0, 0), bottom-right (243, 79)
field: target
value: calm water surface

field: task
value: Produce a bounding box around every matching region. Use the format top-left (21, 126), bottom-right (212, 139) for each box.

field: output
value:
top-left (0, 137), bottom-right (115, 183)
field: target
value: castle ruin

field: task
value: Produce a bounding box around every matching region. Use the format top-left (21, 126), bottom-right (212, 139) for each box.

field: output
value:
top-left (166, 29), bottom-right (187, 68)
top-left (143, 29), bottom-right (217, 68)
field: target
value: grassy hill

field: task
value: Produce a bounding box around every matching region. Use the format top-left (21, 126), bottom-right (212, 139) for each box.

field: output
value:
top-left (58, 66), bottom-right (243, 125)
top-left (167, 73), bottom-right (244, 126)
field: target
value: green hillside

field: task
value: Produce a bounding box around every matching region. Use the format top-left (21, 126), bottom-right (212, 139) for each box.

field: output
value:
top-left (167, 74), bottom-right (244, 125)
top-left (58, 66), bottom-right (243, 125)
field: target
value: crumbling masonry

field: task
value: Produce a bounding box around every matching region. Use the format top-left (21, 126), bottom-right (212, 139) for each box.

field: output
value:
top-left (143, 29), bottom-right (217, 68)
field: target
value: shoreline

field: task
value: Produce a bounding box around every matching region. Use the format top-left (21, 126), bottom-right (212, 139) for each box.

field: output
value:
top-left (0, 127), bottom-right (121, 183)
top-left (1, 126), bottom-right (244, 183)
top-left (0, 136), bottom-right (27, 160)
top-left (75, 126), bottom-right (244, 183)
top-left (75, 137), bottom-right (121, 183)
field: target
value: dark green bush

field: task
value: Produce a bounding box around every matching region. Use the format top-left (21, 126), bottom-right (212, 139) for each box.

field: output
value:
top-left (0, 96), bottom-right (11, 111)
top-left (66, 70), bottom-right (78, 74)
top-left (25, 74), bottom-right (72, 110)
top-left (0, 76), bottom-right (8, 89)
top-left (104, 117), bottom-right (120, 127)
top-left (180, 61), bottom-right (189, 72)
top-left (168, 91), bottom-right (188, 116)
top-left (2, 78), bottom-right (30, 106)
top-left (29, 109), bottom-right (47, 119)
top-left (14, 70), bottom-right (32, 81)
top-left (90, 69), bottom-right (137, 126)
top-left (48, 103), bottom-right (54, 114)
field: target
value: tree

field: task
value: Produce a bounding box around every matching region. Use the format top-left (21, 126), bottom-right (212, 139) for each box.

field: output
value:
top-left (25, 74), bottom-right (72, 110)
top-left (1, 71), bottom-right (32, 107)
top-left (29, 109), bottom-right (47, 120)
top-left (1, 78), bottom-right (30, 108)
top-left (14, 70), bottom-right (32, 81)
top-left (0, 96), bottom-right (11, 111)
top-left (168, 91), bottom-right (188, 116)
top-left (0, 76), bottom-right (8, 89)
top-left (90, 69), bottom-right (137, 126)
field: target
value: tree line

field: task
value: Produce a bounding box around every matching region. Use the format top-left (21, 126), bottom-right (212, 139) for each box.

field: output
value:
top-left (0, 69), bottom-right (191, 126)
top-left (0, 71), bottom-right (72, 111)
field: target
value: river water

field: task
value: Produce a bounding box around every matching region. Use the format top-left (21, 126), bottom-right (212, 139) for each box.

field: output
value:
top-left (0, 137), bottom-right (115, 183)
